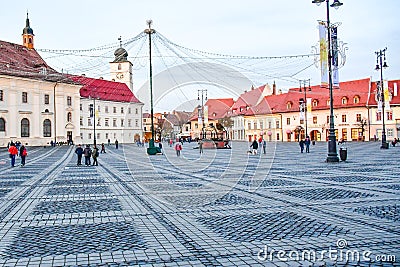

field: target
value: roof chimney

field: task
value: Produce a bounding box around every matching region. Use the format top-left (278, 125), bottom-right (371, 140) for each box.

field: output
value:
top-left (273, 81), bottom-right (276, 95)
top-left (278, 89), bottom-right (282, 95)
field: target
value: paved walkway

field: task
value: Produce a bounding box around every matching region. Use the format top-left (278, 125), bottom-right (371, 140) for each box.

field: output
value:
top-left (0, 142), bottom-right (398, 266)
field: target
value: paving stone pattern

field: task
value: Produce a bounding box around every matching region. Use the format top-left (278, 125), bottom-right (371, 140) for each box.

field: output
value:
top-left (0, 142), bottom-right (399, 266)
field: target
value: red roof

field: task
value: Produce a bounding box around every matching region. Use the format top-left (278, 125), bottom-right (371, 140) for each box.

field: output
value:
top-left (190, 98), bottom-right (234, 121)
top-left (227, 85), bottom-right (266, 116)
top-left (368, 79), bottom-right (400, 106)
top-left (70, 75), bottom-right (142, 103)
top-left (0, 40), bottom-right (65, 82)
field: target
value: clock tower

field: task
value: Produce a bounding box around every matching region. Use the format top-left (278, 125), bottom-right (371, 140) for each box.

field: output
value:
top-left (22, 12), bottom-right (34, 49)
top-left (110, 38), bottom-right (133, 91)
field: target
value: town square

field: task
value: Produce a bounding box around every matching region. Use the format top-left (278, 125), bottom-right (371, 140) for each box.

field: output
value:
top-left (1, 0), bottom-right (400, 266)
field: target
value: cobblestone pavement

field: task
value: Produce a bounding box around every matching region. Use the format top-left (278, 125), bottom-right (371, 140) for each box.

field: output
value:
top-left (0, 142), bottom-right (399, 266)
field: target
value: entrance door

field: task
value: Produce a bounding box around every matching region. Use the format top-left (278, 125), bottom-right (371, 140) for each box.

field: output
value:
top-left (67, 131), bottom-right (73, 144)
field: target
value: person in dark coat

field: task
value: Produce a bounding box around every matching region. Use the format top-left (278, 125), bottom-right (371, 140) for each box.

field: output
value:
top-left (19, 145), bottom-right (27, 166)
top-left (250, 140), bottom-right (259, 155)
top-left (83, 145), bottom-right (92, 166)
top-left (305, 136), bottom-right (311, 153)
top-left (299, 140), bottom-right (305, 153)
top-left (75, 144), bottom-right (84, 165)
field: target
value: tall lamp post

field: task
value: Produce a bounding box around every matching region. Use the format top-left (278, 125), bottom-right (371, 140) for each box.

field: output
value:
top-left (299, 79), bottom-right (311, 138)
top-left (198, 89), bottom-right (207, 139)
top-left (312, 0), bottom-right (342, 162)
top-left (144, 20), bottom-right (160, 155)
top-left (375, 47), bottom-right (389, 149)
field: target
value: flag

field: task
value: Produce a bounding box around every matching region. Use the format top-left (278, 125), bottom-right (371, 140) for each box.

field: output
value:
top-left (204, 105), bottom-right (209, 125)
top-left (307, 98), bottom-right (312, 114)
top-left (318, 22), bottom-right (328, 87)
top-left (331, 26), bottom-right (339, 88)
top-left (197, 106), bottom-right (202, 125)
top-left (384, 80), bottom-right (390, 110)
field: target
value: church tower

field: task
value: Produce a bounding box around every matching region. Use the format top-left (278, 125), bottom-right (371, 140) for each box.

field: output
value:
top-left (110, 37), bottom-right (133, 91)
top-left (22, 12), bottom-right (34, 49)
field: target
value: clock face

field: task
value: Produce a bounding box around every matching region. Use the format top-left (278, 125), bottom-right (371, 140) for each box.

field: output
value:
top-left (116, 73), bottom-right (124, 79)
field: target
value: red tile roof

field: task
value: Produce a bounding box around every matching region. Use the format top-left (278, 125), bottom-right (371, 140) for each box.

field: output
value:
top-left (0, 40), bottom-right (68, 82)
top-left (227, 85), bottom-right (266, 116)
top-left (69, 75), bottom-right (142, 103)
top-left (190, 98), bottom-right (234, 121)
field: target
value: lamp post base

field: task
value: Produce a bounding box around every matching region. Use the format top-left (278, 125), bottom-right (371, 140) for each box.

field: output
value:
top-left (380, 142), bottom-right (389, 149)
top-left (147, 138), bottom-right (161, 155)
top-left (326, 155), bottom-right (340, 162)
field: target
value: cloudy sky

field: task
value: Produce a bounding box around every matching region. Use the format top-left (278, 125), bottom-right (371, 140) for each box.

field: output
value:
top-left (1, 0), bottom-right (399, 110)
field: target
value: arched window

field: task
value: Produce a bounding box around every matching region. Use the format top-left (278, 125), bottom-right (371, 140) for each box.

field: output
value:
top-left (341, 97), bottom-right (348, 105)
top-left (0, 118), bottom-right (5, 132)
top-left (118, 63), bottom-right (122, 70)
top-left (286, 101), bottom-right (293, 109)
top-left (353, 95), bottom-right (360, 104)
top-left (67, 112), bottom-right (72, 122)
top-left (21, 118), bottom-right (30, 137)
top-left (43, 119), bottom-right (51, 137)
top-left (312, 100), bottom-right (319, 107)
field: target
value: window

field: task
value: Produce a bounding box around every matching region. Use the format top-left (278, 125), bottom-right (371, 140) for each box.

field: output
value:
top-left (342, 115), bottom-right (347, 123)
top-left (387, 129), bottom-right (394, 137)
top-left (0, 118), bottom-right (5, 131)
top-left (97, 105), bottom-right (100, 111)
top-left (113, 107), bottom-right (117, 113)
top-left (128, 119), bottom-right (132, 127)
top-left (312, 100), bottom-right (318, 107)
top-left (134, 119), bottom-right (138, 127)
top-left (356, 114), bottom-right (361, 122)
top-left (287, 118), bottom-right (291, 125)
top-left (80, 117), bottom-right (83, 126)
top-left (105, 106), bottom-right (109, 113)
top-left (268, 121), bottom-right (272, 129)
top-left (113, 119), bottom-right (117, 127)
top-left (80, 133), bottom-right (83, 139)
top-left (67, 96), bottom-right (72, 106)
top-left (121, 119), bottom-right (124, 127)
top-left (313, 116), bottom-right (317, 124)
top-left (21, 118), bottom-right (30, 137)
top-left (67, 112), bottom-right (72, 122)
top-left (341, 97), bottom-right (348, 105)
top-left (260, 121), bottom-right (263, 129)
top-left (195, 123), bottom-right (198, 129)
top-left (135, 108), bottom-right (138, 114)
top-left (0, 90), bottom-right (3, 101)
top-left (97, 133), bottom-right (101, 140)
top-left (342, 128), bottom-right (347, 141)
top-left (105, 133), bottom-right (109, 139)
top-left (88, 118), bottom-right (92, 126)
top-left (354, 95), bottom-right (360, 104)
top-left (88, 133), bottom-right (92, 139)
top-left (80, 104), bottom-right (83, 111)
top-left (22, 92), bottom-right (27, 103)
top-left (97, 118), bottom-right (101, 126)
top-left (326, 100), bottom-right (330, 106)
top-left (376, 111), bottom-right (382, 121)
top-left (248, 122), bottom-right (251, 130)
top-left (121, 107), bottom-right (124, 114)
top-left (118, 63), bottom-right (122, 70)
top-left (43, 119), bottom-right (51, 137)
top-left (105, 118), bottom-right (109, 126)
top-left (387, 111), bottom-right (393, 121)
top-left (276, 121), bottom-right (280, 129)
top-left (286, 102), bottom-right (292, 109)
top-left (128, 108), bottom-right (131, 114)
top-left (44, 94), bottom-right (49, 105)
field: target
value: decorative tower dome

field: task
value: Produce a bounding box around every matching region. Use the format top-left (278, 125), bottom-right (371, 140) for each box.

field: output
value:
top-left (22, 12), bottom-right (34, 49)
top-left (113, 47), bottom-right (128, 62)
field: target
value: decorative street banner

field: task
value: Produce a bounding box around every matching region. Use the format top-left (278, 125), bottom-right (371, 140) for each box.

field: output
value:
top-left (204, 105), bottom-right (209, 125)
top-left (197, 106), bottom-right (202, 125)
top-left (331, 26), bottom-right (339, 88)
top-left (384, 80), bottom-right (390, 110)
top-left (376, 81), bottom-right (383, 112)
top-left (318, 22), bottom-right (328, 87)
top-left (307, 98), bottom-right (312, 114)
top-left (299, 103), bottom-right (305, 120)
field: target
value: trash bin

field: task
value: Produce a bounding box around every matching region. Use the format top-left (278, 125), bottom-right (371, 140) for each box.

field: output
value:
top-left (339, 147), bottom-right (347, 161)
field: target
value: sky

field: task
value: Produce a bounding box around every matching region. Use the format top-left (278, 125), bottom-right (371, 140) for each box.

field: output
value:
top-left (1, 0), bottom-right (399, 111)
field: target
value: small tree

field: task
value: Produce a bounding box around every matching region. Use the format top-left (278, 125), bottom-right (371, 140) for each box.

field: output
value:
top-left (218, 116), bottom-right (234, 139)
top-left (356, 119), bottom-right (368, 141)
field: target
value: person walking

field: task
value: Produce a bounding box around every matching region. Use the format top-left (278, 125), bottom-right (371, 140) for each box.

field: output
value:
top-left (19, 145), bottom-right (28, 166)
top-left (175, 142), bottom-right (182, 157)
top-left (115, 139), bottom-right (119, 149)
top-left (101, 143), bottom-right (106, 153)
top-left (299, 139), bottom-right (305, 153)
top-left (305, 136), bottom-right (311, 153)
top-left (262, 139), bottom-right (267, 154)
top-left (83, 145), bottom-right (92, 166)
top-left (199, 140), bottom-right (204, 154)
top-left (250, 139), bottom-right (258, 155)
top-left (92, 146), bottom-right (99, 166)
top-left (75, 144), bottom-right (84, 165)
top-left (8, 142), bottom-right (18, 167)
top-left (158, 142), bottom-right (163, 154)
top-left (108, 139), bottom-right (111, 146)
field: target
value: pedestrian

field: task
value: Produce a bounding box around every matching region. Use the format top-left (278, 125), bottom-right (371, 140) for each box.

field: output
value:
top-left (75, 144), bottom-right (84, 165)
top-left (299, 139), bottom-right (305, 153)
top-left (108, 139), bottom-right (111, 146)
top-left (115, 139), bottom-right (119, 149)
top-left (92, 146), bottom-right (99, 166)
top-left (262, 139), bottom-right (266, 154)
top-left (158, 142), bottom-right (163, 154)
top-left (19, 145), bottom-right (28, 166)
top-left (305, 136), bottom-right (311, 153)
top-left (83, 145), bottom-right (92, 166)
top-left (175, 142), bottom-right (182, 157)
top-left (101, 143), bottom-right (106, 153)
top-left (169, 139), bottom-right (173, 147)
top-left (8, 142), bottom-right (18, 167)
top-left (15, 141), bottom-right (21, 156)
top-left (250, 139), bottom-right (258, 155)
top-left (199, 140), bottom-right (204, 154)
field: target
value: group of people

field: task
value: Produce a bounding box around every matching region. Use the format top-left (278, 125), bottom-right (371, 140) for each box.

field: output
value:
top-left (299, 136), bottom-right (311, 153)
top-left (249, 138), bottom-right (267, 155)
top-left (75, 144), bottom-right (99, 166)
top-left (8, 142), bottom-right (28, 167)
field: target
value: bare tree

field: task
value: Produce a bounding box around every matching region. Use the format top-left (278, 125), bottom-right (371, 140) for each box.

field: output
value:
top-left (356, 118), bottom-right (368, 141)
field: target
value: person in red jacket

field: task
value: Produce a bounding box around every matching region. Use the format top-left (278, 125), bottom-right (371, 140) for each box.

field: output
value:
top-left (8, 142), bottom-right (18, 167)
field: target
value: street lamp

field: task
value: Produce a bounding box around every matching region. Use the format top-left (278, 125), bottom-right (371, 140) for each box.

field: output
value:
top-left (375, 47), bottom-right (389, 149)
top-left (312, 0), bottom-right (342, 162)
top-left (299, 79), bottom-right (311, 138)
top-left (198, 89), bottom-right (207, 139)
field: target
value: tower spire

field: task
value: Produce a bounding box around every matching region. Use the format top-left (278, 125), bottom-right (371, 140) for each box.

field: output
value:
top-left (22, 12), bottom-right (35, 49)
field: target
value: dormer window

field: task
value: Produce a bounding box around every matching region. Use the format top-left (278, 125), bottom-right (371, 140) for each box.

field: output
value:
top-left (312, 100), bottom-right (319, 107)
top-left (353, 95), bottom-right (360, 104)
top-left (327, 100), bottom-right (330, 106)
top-left (341, 97), bottom-right (348, 105)
top-left (286, 101), bottom-right (293, 109)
